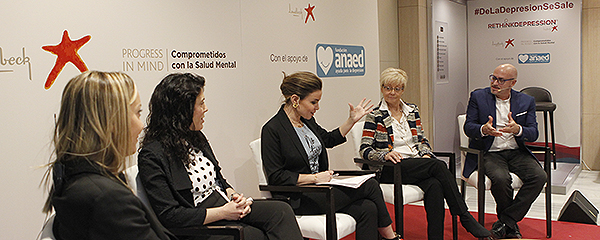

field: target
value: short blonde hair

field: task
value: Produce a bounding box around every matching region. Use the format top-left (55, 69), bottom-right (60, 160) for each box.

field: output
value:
top-left (380, 67), bottom-right (408, 88)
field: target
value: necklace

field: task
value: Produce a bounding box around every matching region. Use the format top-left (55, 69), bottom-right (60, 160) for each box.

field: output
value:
top-left (284, 105), bottom-right (304, 128)
top-left (390, 108), bottom-right (404, 124)
top-left (290, 119), bottom-right (304, 128)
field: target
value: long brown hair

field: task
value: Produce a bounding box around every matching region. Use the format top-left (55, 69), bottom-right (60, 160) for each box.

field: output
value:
top-left (42, 71), bottom-right (137, 213)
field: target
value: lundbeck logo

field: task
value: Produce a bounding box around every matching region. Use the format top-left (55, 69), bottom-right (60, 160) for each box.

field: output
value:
top-left (0, 47), bottom-right (32, 80)
top-left (316, 44), bottom-right (365, 78)
top-left (518, 53), bottom-right (550, 64)
top-left (288, 3), bottom-right (316, 24)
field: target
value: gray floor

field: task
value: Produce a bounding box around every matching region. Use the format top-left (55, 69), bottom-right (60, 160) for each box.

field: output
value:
top-left (412, 164), bottom-right (600, 225)
top-left (461, 169), bottom-right (600, 224)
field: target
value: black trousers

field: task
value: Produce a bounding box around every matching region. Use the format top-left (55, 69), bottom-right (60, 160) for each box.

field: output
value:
top-left (380, 158), bottom-right (468, 240)
top-left (483, 149), bottom-right (546, 229)
top-left (195, 192), bottom-right (303, 240)
top-left (294, 178), bottom-right (393, 240)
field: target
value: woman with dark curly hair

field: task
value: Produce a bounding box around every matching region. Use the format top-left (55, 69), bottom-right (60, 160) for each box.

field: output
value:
top-left (138, 73), bottom-right (302, 240)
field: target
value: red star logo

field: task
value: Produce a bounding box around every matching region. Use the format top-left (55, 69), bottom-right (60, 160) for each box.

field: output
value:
top-left (552, 26), bottom-right (558, 32)
top-left (505, 38), bottom-right (515, 48)
top-left (304, 4), bottom-right (315, 23)
top-left (42, 30), bottom-right (91, 89)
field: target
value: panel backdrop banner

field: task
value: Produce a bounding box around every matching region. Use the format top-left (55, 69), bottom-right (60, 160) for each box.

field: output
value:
top-left (0, 1), bottom-right (381, 238)
top-left (467, 0), bottom-right (581, 161)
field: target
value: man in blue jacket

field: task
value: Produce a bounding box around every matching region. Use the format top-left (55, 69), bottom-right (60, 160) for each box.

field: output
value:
top-left (464, 63), bottom-right (547, 239)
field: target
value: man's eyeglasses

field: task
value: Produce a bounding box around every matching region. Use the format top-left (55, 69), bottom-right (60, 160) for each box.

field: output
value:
top-left (382, 85), bottom-right (404, 92)
top-left (489, 74), bottom-right (515, 84)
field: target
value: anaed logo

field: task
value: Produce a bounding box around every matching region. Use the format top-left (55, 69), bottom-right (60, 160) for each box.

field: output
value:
top-left (42, 30), bottom-right (91, 90)
top-left (518, 53), bottom-right (550, 64)
top-left (316, 43), bottom-right (365, 78)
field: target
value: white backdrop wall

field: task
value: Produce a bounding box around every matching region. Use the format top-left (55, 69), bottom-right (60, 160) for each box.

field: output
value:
top-left (467, 0), bottom-right (581, 151)
top-left (0, 1), bottom-right (381, 238)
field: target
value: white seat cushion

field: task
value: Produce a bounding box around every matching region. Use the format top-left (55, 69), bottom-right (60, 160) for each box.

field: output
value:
top-left (380, 183), bottom-right (424, 204)
top-left (250, 138), bottom-right (355, 239)
top-left (295, 213), bottom-right (356, 240)
top-left (465, 171), bottom-right (523, 190)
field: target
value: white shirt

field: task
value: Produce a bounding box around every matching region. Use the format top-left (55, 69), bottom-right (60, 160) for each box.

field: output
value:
top-left (487, 96), bottom-right (521, 152)
top-left (380, 100), bottom-right (420, 158)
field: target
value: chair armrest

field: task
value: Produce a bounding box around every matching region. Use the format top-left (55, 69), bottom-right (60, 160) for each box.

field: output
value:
top-left (432, 151), bottom-right (454, 158)
top-left (525, 144), bottom-right (552, 174)
top-left (459, 146), bottom-right (484, 155)
top-left (170, 225), bottom-right (244, 239)
top-left (525, 144), bottom-right (551, 153)
top-left (333, 169), bottom-right (378, 176)
top-left (353, 158), bottom-right (388, 180)
top-left (253, 197), bottom-right (290, 202)
top-left (353, 158), bottom-right (394, 167)
top-left (259, 184), bottom-right (334, 193)
top-left (459, 146), bottom-right (486, 193)
top-left (433, 151), bottom-right (456, 177)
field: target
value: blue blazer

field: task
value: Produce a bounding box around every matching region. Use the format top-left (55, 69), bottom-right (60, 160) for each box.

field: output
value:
top-left (463, 87), bottom-right (538, 178)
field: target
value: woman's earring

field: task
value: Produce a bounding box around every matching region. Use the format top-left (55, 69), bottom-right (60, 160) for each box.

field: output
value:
top-left (293, 102), bottom-right (299, 108)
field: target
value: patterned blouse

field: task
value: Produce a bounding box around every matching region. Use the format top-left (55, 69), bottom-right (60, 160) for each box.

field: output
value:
top-left (185, 149), bottom-right (229, 206)
top-left (359, 99), bottom-right (434, 164)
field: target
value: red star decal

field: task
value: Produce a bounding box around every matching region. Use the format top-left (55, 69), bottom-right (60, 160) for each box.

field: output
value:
top-left (552, 26), bottom-right (558, 32)
top-left (505, 38), bottom-right (515, 48)
top-left (304, 4), bottom-right (315, 23)
top-left (42, 30), bottom-right (91, 89)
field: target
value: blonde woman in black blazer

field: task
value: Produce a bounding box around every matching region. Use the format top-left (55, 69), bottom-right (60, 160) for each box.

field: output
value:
top-left (43, 71), bottom-right (175, 240)
top-left (260, 71), bottom-right (400, 240)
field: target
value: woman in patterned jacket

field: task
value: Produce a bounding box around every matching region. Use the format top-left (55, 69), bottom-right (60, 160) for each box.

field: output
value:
top-left (359, 68), bottom-right (492, 240)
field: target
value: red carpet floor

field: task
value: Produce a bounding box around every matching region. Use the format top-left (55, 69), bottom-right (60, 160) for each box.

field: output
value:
top-left (338, 203), bottom-right (600, 239)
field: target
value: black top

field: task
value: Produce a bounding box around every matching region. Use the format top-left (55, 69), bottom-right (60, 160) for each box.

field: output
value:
top-left (260, 105), bottom-right (346, 208)
top-left (51, 157), bottom-right (175, 240)
top-left (137, 132), bottom-right (232, 229)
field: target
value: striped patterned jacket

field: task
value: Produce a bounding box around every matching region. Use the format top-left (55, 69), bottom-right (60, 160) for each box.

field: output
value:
top-left (359, 101), bottom-right (433, 163)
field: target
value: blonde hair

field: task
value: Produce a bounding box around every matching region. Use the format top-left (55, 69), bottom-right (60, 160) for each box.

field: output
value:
top-left (42, 70), bottom-right (137, 213)
top-left (380, 67), bottom-right (408, 88)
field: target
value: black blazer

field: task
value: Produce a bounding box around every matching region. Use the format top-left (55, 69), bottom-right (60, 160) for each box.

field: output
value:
top-left (138, 134), bottom-right (233, 229)
top-left (51, 158), bottom-right (175, 240)
top-left (260, 106), bottom-right (346, 208)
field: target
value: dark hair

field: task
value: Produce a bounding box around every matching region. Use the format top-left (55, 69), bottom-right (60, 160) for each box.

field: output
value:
top-left (280, 71), bottom-right (322, 105)
top-left (142, 73), bottom-right (207, 166)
